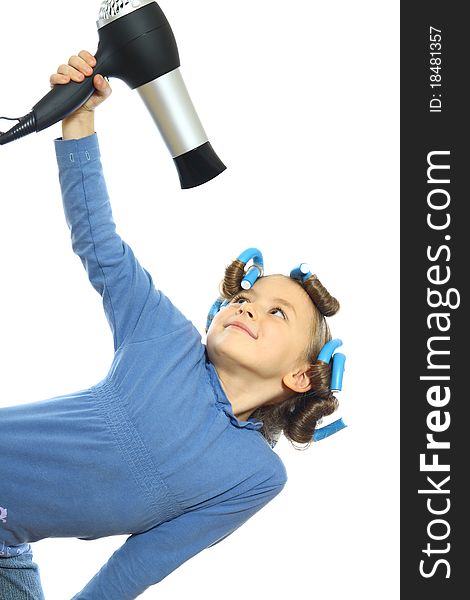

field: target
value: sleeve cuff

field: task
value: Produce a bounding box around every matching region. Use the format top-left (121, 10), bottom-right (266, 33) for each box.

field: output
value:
top-left (54, 133), bottom-right (100, 169)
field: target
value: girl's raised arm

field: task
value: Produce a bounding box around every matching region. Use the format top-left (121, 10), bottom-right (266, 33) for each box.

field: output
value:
top-left (53, 52), bottom-right (193, 351)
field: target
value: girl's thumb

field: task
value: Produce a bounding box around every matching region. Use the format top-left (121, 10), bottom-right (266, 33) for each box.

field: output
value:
top-left (94, 74), bottom-right (111, 96)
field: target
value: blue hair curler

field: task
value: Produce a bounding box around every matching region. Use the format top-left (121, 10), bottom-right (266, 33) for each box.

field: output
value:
top-left (317, 338), bottom-right (343, 363)
top-left (311, 339), bottom-right (347, 442)
top-left (331, 352), bottom-right (346, 392)
top-left (206, 297), bottom-right (229, 331)
top-left (290, 262), bottom-right (312, 283)
top-left (241, 265), bottom-right (262, 289)
top-left (238, 248), bottom-right (264, 289)
top-left (237, 247), bottom-right (263, 265)
top-left (313, 418), bottom-right (347, 441)
top-left (205, 248), bottom-right (263, 330)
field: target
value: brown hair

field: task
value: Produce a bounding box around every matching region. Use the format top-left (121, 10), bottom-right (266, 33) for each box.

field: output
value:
top-left (207, 258), bottom-right (341, 450)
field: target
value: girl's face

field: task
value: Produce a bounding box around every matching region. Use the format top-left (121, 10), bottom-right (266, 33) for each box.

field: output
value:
top-left (206, 275), bottom-right (316, 383)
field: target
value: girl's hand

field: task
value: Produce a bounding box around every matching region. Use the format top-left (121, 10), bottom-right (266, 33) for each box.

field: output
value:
top-left (50, 50), bottom-right (112, 114)
top-left (50, 50), bottom-right (112, 139)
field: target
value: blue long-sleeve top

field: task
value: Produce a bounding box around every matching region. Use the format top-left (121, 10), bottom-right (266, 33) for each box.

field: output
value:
top-left (0, 134), bottom-right (287, 599)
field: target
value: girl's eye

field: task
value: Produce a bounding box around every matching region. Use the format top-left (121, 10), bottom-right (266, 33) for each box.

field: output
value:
top-left (270, 307), bottom-right (287, 319)
top-left (231, 296), bottom-right (287, 319)
top-left (231, 295), bottom-right (249, 304)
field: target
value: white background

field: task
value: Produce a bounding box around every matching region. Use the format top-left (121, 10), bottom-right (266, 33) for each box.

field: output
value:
top-left (0, 1), bottom-right (399, 598)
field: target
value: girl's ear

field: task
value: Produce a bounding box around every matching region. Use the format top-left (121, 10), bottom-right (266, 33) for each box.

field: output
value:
top-left (282, 366), bottom-right (312, 394)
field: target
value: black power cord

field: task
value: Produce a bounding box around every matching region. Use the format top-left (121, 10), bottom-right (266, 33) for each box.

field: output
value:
top-left (0, 116), bottom-right (21, 135)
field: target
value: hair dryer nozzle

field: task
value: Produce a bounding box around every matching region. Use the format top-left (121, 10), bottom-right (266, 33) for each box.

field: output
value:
top-left (174, 142), bottom-right (226, 189)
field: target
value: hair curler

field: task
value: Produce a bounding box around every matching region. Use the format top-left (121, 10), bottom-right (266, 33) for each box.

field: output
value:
top-left (0, 0), bottom-right (226, 189)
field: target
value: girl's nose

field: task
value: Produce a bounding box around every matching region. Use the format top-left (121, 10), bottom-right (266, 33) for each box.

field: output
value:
top-left (236, 305), bottom-right (255, 319)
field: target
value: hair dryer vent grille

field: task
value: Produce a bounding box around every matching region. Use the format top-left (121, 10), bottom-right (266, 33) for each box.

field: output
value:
top-left (98, 0), bottom-right (153, 23)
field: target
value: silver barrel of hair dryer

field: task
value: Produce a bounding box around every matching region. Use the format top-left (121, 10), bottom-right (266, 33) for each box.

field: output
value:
top-left (0, 0), bottom-right (226, 189)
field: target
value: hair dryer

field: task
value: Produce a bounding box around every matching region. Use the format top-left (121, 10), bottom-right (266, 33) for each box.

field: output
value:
top-left (0, 0), bottom-right (226, 189)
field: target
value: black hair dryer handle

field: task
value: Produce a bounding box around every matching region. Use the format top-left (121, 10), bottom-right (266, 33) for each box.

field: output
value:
top-left (34, 48), bottom-right (103, 131)
top-left (0, 47), bottom-right (104, 145)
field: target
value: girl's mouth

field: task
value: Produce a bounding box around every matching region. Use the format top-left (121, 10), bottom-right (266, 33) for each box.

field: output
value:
top-left (225, 321), bottom-right (257, 339)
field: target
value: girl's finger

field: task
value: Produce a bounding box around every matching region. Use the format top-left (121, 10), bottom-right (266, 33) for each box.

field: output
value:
top-left (57, 63), bottom-right (85, 82)
top-left (78, 50), bottom-right (97, 68)
top-left (68, 55), bottom-right (94, 77)
top-left (50, 73), bottom-right (70, 87)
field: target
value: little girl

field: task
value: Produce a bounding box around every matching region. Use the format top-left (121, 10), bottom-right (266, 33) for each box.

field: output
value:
top-left (0, 51), bottom-right (344, 600)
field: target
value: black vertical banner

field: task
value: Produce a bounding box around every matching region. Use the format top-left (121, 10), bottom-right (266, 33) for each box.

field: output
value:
top-left (401, 2), bottom-right (467, 598)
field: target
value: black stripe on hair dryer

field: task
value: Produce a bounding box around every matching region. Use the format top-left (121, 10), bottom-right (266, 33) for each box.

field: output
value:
top-left (0, 0), bottom-right (226, 189)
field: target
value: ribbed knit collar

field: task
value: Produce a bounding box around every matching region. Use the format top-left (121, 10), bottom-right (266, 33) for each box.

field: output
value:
top-left (205, 355), bottom-right (264, 431)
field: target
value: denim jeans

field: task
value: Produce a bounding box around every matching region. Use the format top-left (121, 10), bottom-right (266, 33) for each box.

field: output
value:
top-left (0, 543), bottom-right (45, 600)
